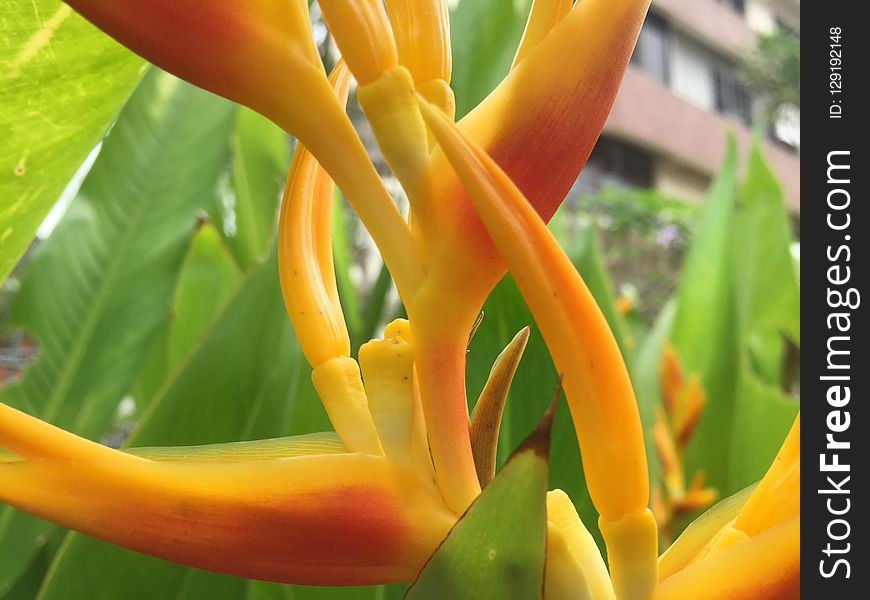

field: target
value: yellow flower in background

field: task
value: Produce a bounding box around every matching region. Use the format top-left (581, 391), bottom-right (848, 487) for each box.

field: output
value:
top-left (1, 1), bottom-right (799, 598)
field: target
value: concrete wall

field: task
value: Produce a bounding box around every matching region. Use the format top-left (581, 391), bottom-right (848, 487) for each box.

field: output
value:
top-left (604, 68), bottom-right (800, 211)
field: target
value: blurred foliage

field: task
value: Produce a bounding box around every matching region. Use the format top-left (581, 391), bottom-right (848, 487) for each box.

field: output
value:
top-left (1, 1), bottom-right (799, 598)
top-left (740, 29), bottom-right (800, 128)
top-left (572, 187), bottom-right (698, 323)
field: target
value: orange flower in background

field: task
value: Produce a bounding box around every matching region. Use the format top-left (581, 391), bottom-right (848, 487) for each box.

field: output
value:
top-left (1, 1), bottom-right (799, 597)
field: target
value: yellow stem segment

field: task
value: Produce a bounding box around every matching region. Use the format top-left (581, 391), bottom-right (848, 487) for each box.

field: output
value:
top-left (411, 278), bottom-right (482, 513)
top-left (357, 68), bottom-right (432, 214)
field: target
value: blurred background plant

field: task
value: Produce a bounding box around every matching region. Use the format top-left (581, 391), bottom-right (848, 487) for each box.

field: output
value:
top-left (0, 0), bottom-right (799, 598)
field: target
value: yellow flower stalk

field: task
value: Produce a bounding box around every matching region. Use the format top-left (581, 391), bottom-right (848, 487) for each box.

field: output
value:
top-left (1, 0), bottom-right (800, 598)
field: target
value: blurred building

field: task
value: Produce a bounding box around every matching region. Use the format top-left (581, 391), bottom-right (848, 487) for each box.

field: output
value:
top-left (579, 0), bottom-right (800, 212)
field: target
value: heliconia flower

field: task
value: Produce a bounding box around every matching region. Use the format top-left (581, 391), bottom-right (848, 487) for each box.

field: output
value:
top-left (2, 1), bottom-right (799, 597)
top-left (652, 345), bottom-right (716, 541)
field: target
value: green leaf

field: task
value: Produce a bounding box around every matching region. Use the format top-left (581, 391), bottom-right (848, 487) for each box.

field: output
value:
top-left (670, 141), bottom-right (740, 495)
top-left (733, 139), bottom-right (801, 349)
top-left (175, 571), bottom-right (247, 600)
top-left (36, 251), bottom-right (307, 599)
top-left (167, 222), bottom-right (242, 371)
top-left (449, 0), bottom-right (532, 117)
top-left (5, 69), bottom-right (235, 437)
top-left (0, 0), bottom-right (144, 282)
top-left (670, 141), bottom-right (738, 385)
top-left (670, 138), bottom-right (799, 501)
top-left (727, 368), bottom-right (797, 490)
top-left (406, 405), bottom-right (552, 599)
top-left (221, 108), bottom-right (291, 269)
top-left (131, 220), bottom-right (243, 409)
top-left (0, 69), bottom-right (235, 595)
top-left (629, 300), bottom-right (678, 493)
top-left (244, 582), bottom-right (293, 600)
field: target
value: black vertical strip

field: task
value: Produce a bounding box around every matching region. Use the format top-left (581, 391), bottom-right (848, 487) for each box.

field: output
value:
top-left (803, 3), bottom-right (867, 596)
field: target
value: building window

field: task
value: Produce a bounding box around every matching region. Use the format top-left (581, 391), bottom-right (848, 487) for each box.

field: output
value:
top-left (714, 62), bottom-right (752, 125)
top-left (631, 12), bottom-right (670, 84)
top-left (575, 137), bottom-right (655, 194)
top-left (717, 0), bottom-right (745, 14)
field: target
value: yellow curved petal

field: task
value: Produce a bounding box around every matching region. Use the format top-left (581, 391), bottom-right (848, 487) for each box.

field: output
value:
top-left (1, 454), bottom-right (454, 585)
top-left (279, 61), bottom-right (352, 367)
top-left (658, 484), bottom-right (756, 579)
top-left (460, 0), bottom-right (650, 223)
top-left (654, 517), bottom-right (800, 600)
top-left (675, 373), bottom-right (706, 445)
top-left (512, 0), bottom-right (574, 68)
top-left (734, 413), bottom-right (800, 537)
top-left (0, 402), bottom-right (140, 463)
top-left (1, 405), bottom-right (453, 586)
top-left (659, 343), bottom-right (683, 416)
top-left (385, 0), bottom-right (452, 84)
top-left (417, 95), bottom-right (649, 521)
top-left (66, 0), bottom-right (322, 117)
top-left (418, 95), bottom-right (658, 596)
top-left (418, 0), bottom-right (651, 317)
top-left (690, 414), bottom-right (799, 564)
top-left (318, 0), bottom-right (398, 85)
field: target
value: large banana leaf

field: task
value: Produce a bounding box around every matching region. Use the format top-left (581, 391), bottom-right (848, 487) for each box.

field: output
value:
top-left (0, 0), bottom-right (143, 282)
top-left (671, 139), bottom-right (799, 497)
top-left (0, 69), bottom-right (236, 595)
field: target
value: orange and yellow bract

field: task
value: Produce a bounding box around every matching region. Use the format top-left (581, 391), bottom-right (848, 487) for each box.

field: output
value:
top-left (1, 1), bottom-right (799, 598)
